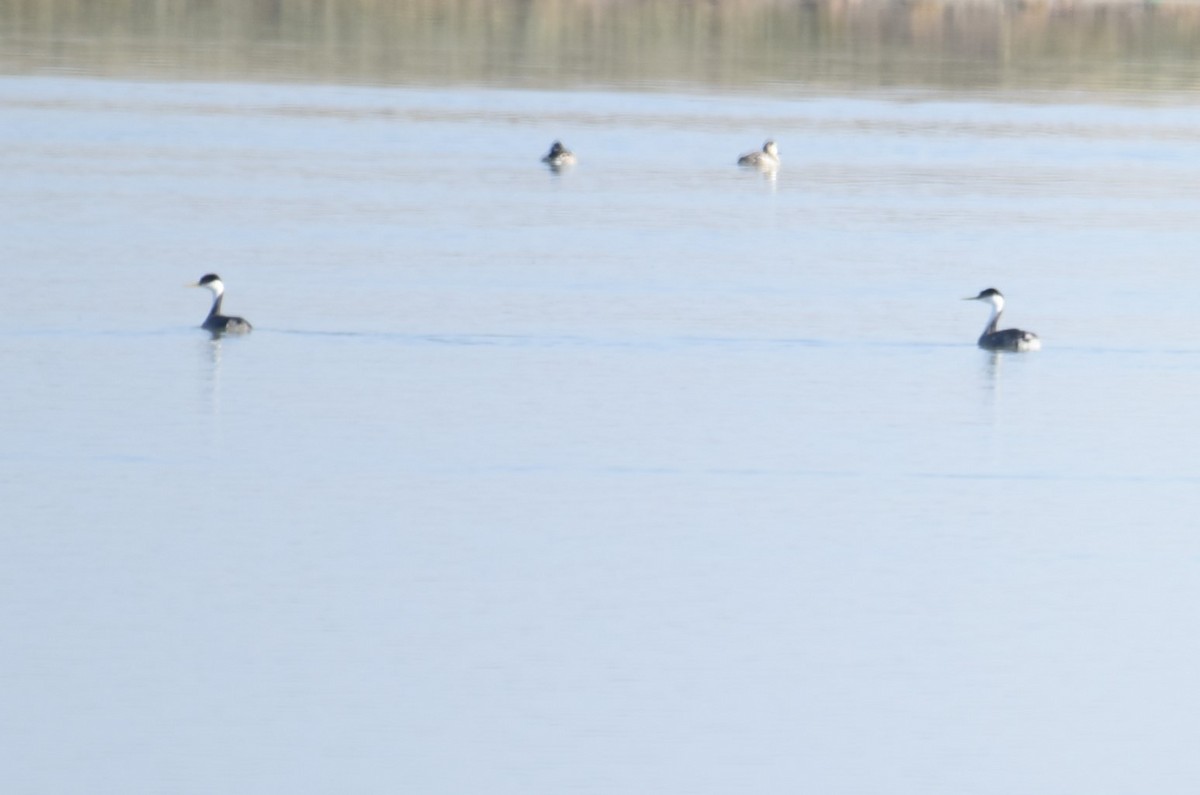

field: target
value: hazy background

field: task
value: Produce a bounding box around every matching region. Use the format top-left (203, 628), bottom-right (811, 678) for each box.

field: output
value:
top-left (6, 0), bottom-right (1200, 94)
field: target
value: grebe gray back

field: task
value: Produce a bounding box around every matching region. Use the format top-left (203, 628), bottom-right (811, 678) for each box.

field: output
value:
top-left (737, 140), bottom-right (780, 168)
top-left (190, 273), bottom-right (252, 334)
top-left (964, 288), bottom-right (1040, 352)
top-left (541, 140), bottom-right (576, 168)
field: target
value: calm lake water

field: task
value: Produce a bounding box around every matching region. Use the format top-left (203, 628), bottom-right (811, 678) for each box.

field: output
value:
top-left (7, 4), bottom-right (1200, 794)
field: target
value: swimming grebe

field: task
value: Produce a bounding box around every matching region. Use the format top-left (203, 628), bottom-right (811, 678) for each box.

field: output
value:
top-left (964, 288), bottom-right (1040, 352)
top-left (190, 274), bottom-right (252, 334)
top-left (541, 141), bottom-right (577, 168)
top-left (737, 140), bottom-right (780, 169)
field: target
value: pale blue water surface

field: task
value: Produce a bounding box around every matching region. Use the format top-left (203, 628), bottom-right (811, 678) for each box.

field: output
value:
top-left (5, 73), bottom-right (1200, 794)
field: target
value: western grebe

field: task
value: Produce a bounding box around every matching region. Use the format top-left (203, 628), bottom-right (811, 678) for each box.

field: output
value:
top-left (964, 288), bottom-right (1040, 352)
top-left (190, 274), bottom-right (252, 334)
top-left (541, 141), bottom-right (576, 168)
top-left (737, 140), bottom-right (780, 168)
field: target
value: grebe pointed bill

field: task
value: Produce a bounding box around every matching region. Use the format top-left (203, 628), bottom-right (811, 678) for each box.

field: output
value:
top-left (964, 288), bottom-right (1040, 352)
top-left (189, 273), bottom-right (252, 334)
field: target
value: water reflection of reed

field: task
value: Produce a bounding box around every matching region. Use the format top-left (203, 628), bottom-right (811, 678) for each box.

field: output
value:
top-left (4, 0), bottom-right (1200, 93)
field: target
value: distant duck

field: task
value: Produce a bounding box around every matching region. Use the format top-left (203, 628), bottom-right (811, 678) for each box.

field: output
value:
top-left (737, 140), bottom-right (780, 169)
top-left (964, 288), bottom-right (1040, 352)
top-left (190, 273), bottom-right (252, 334)
top-left (542, 140), bottom-right (577, 168)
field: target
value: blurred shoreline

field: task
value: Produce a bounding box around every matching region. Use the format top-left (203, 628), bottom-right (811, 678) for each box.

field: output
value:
top-left (3, 1), bottom-right (1200, 95)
